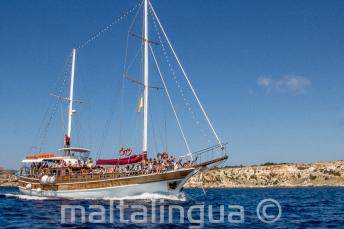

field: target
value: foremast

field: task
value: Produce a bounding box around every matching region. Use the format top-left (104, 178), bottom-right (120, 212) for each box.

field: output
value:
top-left (65, 48), bottom-right (76, 156)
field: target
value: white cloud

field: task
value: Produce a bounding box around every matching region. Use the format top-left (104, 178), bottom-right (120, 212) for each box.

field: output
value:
top-left (257, 75), bottom-right (311, 94)
top-left (257, 77), bottom-right (272, 87)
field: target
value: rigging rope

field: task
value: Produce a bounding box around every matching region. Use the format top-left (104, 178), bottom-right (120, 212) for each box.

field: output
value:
top-left (149, 108), bottom-right (158, 155)
top-left (149, 8), bottom-right (211, 146)
top-left (31, 2), bottom-right (143, 153)
top-left (125, 44), bottom-right (143, 75)
top-left (76, 1), bottom-right (143, 50)
top-left (149, 44), bottom-right (192, 157)
top-left (96, 1), bottom-right (143, 159)
top-left (29, 53), bottom-right (73, 153)
top-left (123, 0), bottom-right (143, 73)
top-left (149, 2), bottom-right (223, 149)
top-left (59, 102), bottom-right (66, 133)
top-left (37, 53), bottom-right (72, 152)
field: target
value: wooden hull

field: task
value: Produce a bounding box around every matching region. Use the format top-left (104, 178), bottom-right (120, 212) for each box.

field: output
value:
top-left (18, 168), bottom-right (199, 198)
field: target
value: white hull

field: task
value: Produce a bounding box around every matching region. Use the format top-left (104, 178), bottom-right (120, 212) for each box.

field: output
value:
top-left (18, 169), bottom-right (199, 199)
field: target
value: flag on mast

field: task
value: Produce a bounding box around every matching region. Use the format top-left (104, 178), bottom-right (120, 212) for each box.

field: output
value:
top-left (138, 96), bottom-right (143, 112)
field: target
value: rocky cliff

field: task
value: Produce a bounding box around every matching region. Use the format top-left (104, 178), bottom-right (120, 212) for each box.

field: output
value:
top-left (0, 169), bottom-right (18, 187)
top-left (185, 160), bottom-right (344, 188)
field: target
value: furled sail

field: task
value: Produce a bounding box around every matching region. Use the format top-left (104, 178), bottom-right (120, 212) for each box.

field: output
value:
top-left (96, 153), bottom-right (147, 165)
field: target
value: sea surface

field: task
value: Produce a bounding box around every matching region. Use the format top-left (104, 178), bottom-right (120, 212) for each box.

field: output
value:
top-left (0, 187), bottom-right (343, 228)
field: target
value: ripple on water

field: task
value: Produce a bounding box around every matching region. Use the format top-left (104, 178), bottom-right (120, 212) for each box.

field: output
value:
top-left (0, 187), bottom-right (343, 228)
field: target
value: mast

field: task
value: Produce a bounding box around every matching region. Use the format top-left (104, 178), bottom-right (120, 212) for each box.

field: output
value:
top-left (67, 48), bottom-right (76, 145)
top-left (143, 0), bottom-right (149, 152)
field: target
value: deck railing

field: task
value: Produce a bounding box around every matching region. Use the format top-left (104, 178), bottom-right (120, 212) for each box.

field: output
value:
top-left (21, 165), bottom-right (194, 183)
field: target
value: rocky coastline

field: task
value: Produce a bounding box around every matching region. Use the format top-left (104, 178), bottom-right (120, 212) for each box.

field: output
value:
top-left (185, 160), bottom-right (344, 188)
top-left (0, 169), bottom-right (18, 187)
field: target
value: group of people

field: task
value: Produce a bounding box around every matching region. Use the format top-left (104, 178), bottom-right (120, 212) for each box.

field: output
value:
top-left (112, 155), bottom-right (193, 176)
top-left (23, 152), bottom-right (194, 178)
top-left (50, 159), bottom-right (96, 169)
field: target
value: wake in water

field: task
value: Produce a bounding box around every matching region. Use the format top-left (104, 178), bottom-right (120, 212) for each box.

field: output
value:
top-left (2, 193), bottom-right (52, 200)
top-left (103, 192), bottom-right (187, 201)
top-left (1, 191), bottom-right (187, 202)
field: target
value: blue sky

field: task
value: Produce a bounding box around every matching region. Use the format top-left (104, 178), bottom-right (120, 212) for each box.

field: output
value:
top-left (0, 0), bottom-right (344, 169)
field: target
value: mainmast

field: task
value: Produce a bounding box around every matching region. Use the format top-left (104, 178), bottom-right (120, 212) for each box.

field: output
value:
top-left (143, 0), bottom-right (149, 152)
top-left (67, 48), bottom-right (76, 149)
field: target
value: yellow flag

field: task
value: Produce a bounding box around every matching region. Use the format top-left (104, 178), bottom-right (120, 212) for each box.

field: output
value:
top-left (138, 96), bottom-right (143, 112)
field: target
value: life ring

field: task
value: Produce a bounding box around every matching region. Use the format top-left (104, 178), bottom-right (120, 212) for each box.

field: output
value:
top-left (40, 175), bottom-right (49, 184)
top-left (47, 176), bottom-right (56, 184)
top-left (119, 147), bottom-right (132, 157)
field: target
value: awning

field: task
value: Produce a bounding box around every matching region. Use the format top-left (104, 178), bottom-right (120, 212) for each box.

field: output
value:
top-left (22, 158), bottom-right (44, 163)
top-left (22, 157), bottom-right (64, 163)
top-left (25, 153), bottom-right (58, 159)
top-left (42, 157), bottom-right (64, 161)
top-left (96, 154), bottom-right (147, 165)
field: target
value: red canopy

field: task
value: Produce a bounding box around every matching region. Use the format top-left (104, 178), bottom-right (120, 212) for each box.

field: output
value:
top-left (96, 153), bottom-right (147, 165)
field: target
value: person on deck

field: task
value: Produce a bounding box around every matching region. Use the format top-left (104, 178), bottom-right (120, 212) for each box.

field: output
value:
top-left (64, 134), bottom-right (70, 148)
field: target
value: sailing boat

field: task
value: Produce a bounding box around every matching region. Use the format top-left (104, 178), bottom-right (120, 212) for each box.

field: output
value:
top-left (18, 0), bottom-right (228, 198)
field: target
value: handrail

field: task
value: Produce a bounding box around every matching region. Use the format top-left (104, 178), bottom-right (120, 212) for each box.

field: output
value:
top-left (191, 142), bottom-right (228, 155)
top-left (193, 155), bottom-right (228, 168)
top-left (23, 167), bottom-right (195, 183)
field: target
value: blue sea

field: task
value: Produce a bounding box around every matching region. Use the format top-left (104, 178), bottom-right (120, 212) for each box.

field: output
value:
top-left (0, 187), bottom-right (343, 228)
